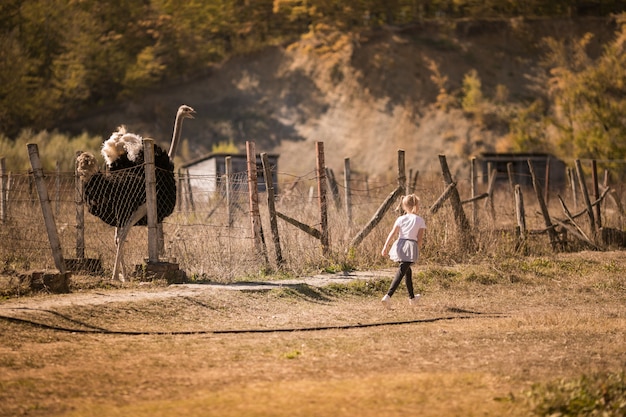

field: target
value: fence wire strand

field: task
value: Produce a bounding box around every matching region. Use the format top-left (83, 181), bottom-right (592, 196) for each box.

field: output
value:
top-left (1, 158), bottom-right (625, 281)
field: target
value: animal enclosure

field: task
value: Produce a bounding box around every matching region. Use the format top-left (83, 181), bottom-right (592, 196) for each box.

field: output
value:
top-left (0, 144), bottom-right (624, 284)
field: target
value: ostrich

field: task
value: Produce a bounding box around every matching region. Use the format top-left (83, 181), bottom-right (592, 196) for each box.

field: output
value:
top-left (77, 105), bottom-right (195, 280)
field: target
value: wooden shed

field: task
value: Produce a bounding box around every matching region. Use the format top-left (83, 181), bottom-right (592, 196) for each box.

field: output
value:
top-left (181, 153), bottom-right (279, 197)
top-left (478, 153), bottom-right (566, 191)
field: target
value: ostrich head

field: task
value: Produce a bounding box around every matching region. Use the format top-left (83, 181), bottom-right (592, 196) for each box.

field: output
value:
top-left (101, 125), bottom-right (143, 167)
top-left (76, 152), bottom-right (99, 179)
top-left (178, 105), bottom-right (196, 121)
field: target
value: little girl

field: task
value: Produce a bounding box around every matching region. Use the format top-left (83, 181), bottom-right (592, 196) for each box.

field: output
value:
top-left (380, 194), bottom-right (426, 309)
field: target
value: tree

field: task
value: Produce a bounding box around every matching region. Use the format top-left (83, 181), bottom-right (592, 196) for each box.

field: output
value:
top-left (543, 16), bottom-right (626, 168)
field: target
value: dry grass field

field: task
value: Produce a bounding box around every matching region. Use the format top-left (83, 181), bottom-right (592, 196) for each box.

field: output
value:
top-left (0, 250), bottom-right (624, 417)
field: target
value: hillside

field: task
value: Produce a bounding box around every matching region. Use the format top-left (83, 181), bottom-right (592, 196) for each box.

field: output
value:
top-left (63, 17), bottom-right (617, 180)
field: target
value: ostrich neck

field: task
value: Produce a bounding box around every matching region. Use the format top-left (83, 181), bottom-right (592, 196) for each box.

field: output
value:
top-left (168, 115), bottom-right (184, 159)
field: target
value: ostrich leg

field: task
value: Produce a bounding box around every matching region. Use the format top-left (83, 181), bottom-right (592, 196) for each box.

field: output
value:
top-left (114, 227), bottom-right (128, 281)
top-left (112, 204), bottom-right (148, 281)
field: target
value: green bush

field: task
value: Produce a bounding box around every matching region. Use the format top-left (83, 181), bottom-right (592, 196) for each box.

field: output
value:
top-left (526, 372), bottom-right (626, 416)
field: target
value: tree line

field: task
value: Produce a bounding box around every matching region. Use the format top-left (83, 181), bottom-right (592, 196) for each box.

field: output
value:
top-left (1, 0), bottom-right (625, 139)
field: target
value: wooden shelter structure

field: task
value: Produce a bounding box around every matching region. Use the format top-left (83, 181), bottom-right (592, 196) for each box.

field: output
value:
top-left (478, 152), bottom-right (566, 191)
top-left (182, 152), bottom-right (279, 196)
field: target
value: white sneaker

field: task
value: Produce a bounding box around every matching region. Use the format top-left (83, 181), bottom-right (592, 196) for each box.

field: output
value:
top-left (409, 294), bottom-right (421, 306)
top-left (381, 295), bottom-right (391, 309)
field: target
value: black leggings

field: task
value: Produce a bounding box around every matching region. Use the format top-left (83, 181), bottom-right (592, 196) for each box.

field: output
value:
top-left (386, 262), bottom-right (415, 299)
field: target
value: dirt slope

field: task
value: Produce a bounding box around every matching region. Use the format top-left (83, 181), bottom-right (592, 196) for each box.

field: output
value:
top-left (65, 18), bottom-right (616, 180)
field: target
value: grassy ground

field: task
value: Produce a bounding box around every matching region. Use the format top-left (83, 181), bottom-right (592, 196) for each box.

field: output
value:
top-left (0, 250), bottom-right (624, 417)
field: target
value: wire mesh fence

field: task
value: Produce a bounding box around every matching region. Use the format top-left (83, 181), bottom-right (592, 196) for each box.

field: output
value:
top-left (1, 156), bottom-right (624, 282)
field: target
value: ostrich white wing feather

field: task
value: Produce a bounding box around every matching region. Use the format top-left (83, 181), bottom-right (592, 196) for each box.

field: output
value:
top-left (120, 132), bottom-right (143, 162)
top-left (101, 125), bottom-right (143, 166)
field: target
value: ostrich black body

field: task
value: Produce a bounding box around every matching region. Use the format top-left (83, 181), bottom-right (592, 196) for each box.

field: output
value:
top-left (83, 143), bottom-right (176, 227)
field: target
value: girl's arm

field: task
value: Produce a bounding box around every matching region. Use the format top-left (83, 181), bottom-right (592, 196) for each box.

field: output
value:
top-left (417, 227), bottom-right (425, 249)
top-left (381, 224), bottom-right (400, 256)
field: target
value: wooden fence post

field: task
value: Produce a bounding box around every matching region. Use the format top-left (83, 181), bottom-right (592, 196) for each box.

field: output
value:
top-left (176, 168), bottom-right (183, 212)
top-left (55, 161), bottom-right (61, 216)
top-left (0, 157), bottom-right (6, 224)
top-left (568, 167), bottom-right (578, 210)
top-left (528, 159), bottom-right (559, 251)
top-left (225, 156), bottom-right (233, 227)
top-left (506, 162), bottom-right (515, 197)
top-left (186, 172), bottom-right (195, 211)
top-left (410, 170), bottom-right (419, 195)
top-left (143, 139), bottom-right (159, 262)
top-left (398, 150), bottom-right (406, 195)
top-left (326, 167), bottom-right (341, 209)
top-left (316, 142), bottom-right (329, 255)
top-left (470, 157), bottom-right (478, 228)
top-left (592, 160), bottom-right (602, 229)
top-left (261, 152), bottom-right (283, 266)
top-left (438, 154), bottom-right (475, 249)
top-left (74, 151), bottom-right (85, 259)
top-left (27, 143), bottom-right (66, 273)
top-left (247, 141), bottom-right (268, 262)
top-left (344, 158), bottom-right (352, 227)
top-left (514, 184), bottom-right (526, 251)
top-left (484, 166), bottom-right (497, 221)
top-left (544, 156), bottom-right (551, 205)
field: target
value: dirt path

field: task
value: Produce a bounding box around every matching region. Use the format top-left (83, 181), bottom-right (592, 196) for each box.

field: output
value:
top-left (0, 269), bottom-right (395, 311)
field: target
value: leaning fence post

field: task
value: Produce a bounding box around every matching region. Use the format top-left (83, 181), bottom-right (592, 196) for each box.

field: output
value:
top-left (316, 142), bottom-right (329, 255)
top-left (528, 159), bottom-right (559, 251)
top-left (27, 143), bottom-right (66, 273)
top-left (349, 186), bottom-right (402, 250)
top-left (438, 154), bottom-right (475, 250)
top-left (348, 150), bottom-right (406, 250)
top-left (575, 159), bottom-right (596, 236)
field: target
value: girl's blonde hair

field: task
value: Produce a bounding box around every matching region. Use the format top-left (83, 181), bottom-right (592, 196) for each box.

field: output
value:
top-left (397, 194), bottom-right (420, 213)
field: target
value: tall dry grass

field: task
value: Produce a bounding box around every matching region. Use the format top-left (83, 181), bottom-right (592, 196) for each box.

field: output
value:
top-left (0, 166), bottom-right (623, 282)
